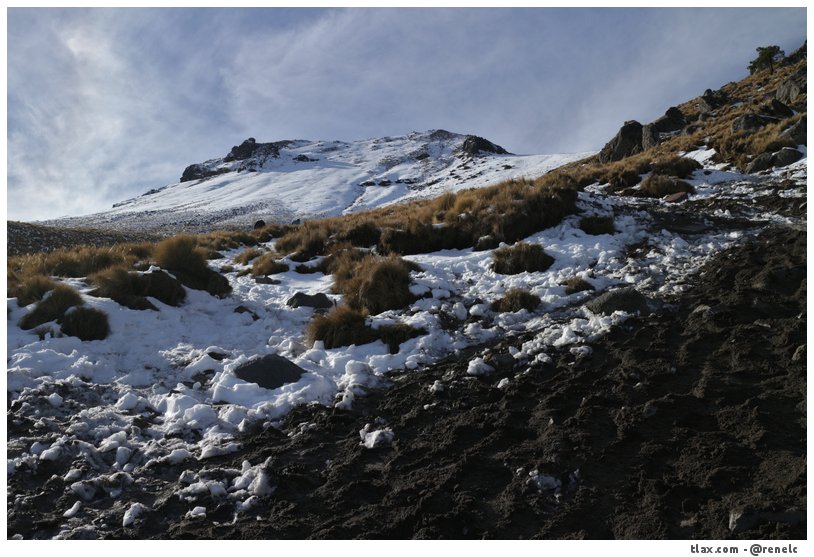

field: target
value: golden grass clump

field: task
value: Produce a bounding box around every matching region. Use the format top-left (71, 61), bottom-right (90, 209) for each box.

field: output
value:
top-left (490, 288), bottom-right (541, 313)
top-left (636, 175), bottom-right (695, 198)
top-left (335, 255), bottom-right (419, 315)
top-left (250, 253), bottom-right (290, 276)
top-left (10, 274), bottom-right (57, 307)
top-left (20, 283), bottom-right (84, 330)
top-left (578, 216), bottom-right (616, 236)
top-left (153, 235), bottom-right (231, 297)
top-left (60, 306), bottom-right (110, 341)
top-left (306, 306), bottom-right (378, 349)
top-left (563, 277), bottom-right (595, 295)
top-left (234, 247), bottom-right (266, 265)
top-left (492, 242), bottom-right (555, 275)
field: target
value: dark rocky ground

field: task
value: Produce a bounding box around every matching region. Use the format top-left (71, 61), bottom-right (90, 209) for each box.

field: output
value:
top-left (7, 186), bottom-right (806, 540)
top-left (7, 221), bottom-right (163, 256)
top-left (100, 226), bottom-right (802, 540)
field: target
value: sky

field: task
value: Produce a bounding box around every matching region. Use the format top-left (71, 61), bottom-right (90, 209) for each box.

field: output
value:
top-left (7, 7), bottom-right (807, 222)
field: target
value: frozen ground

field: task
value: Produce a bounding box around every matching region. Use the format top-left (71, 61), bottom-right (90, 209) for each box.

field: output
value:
top-left (6, 148), bottom-right (807, 539)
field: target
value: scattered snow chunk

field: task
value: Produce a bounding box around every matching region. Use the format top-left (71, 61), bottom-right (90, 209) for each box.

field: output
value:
top-left (47, 393), bottom-right (63, 407)
top-left (497, 378), bottom-right (510, 389)
top-left (167, 449), bottom-right (192, 464)
top-left (359, 424), bottom-right (395, 449)
top-left (429, 380), bottom-right (444, 393)
top-left (452, 302), bottom-right (468, 321)
top-left (529, 470), bottom-right (561, 491)
top-left (186, 506), bottom-right (207, 519)
top-left (249, 471), bottom-right (275, 497)
top-left (64, 468), bottom-right (82, 482)
top-left (70, 481), bottom-right (97, 502)
top-left (63, 501), bottom-right (82, 518)
top-left (466, 357), bottom-right (495, 376)
top-left (469, 304), bottom-right (489, 317)
top-left (123, 502), bottom-right (149, 527)
top-left (115, 392), bottom-right (141, 412)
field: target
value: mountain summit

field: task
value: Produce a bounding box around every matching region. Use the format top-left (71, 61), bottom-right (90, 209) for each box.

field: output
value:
top-left (45, 130), bottom-right (586, 233)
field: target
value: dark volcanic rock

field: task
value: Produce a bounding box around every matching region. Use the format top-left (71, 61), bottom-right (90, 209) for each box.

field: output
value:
top-left (225, 138), bottom-right (261, 161)
top-left (254, 220), bottom-right (266, 230)
top-left (459, 135), bottom-right (510, 157)
top-left (286, 292), bottom-right (334, 309)
top-left (598, 120), bottom-right (644, 163)
top-left (180, 164), bottom-right (228, 183)
top-left (759, 99), bottom-right (794, 119)
top-left (746, 153), bottom-right (775, 173)
top-left (642, 107), bottom-right (686, 150)
top-left (234, 354), bottom-right (306, 390)
top-left (772, 147), bottom-right (804, 168)
top-left (697, 88), bottom-right (729, 112)
top-left (781, 116), bottom-right (806, 145)
top-left (585, 287), bottom-right (650, 315)
top-left (731, 113), bottom-right (773, 133)
top-left (776, 70), bottom-right (806, 106)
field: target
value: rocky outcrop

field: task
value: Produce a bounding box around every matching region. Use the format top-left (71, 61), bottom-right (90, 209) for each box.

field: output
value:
top-left (781, 116), bottom-right (806, 145)
top-left (598, 120), bottom-right (644, 163)
top-left (759, 99), bottom-right (794, 119)
top-left (642, 107), bottom-right (686, 150)
top-left (459, 135), bottom-right (510, 157)
top-left (180, 164), bottom-right (228, 183)
top-left (746, 147), bottom-right (804, 173)
top-left (697, 88), bottom-right (729, 113)
top-left (731, 113), bottom-right (773, 133)
top-left (776, 71), bottom-right (806, 106)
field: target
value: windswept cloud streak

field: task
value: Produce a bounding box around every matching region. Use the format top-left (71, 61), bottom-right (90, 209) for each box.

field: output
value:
top-left (8, 7), bottom-right (806, 221)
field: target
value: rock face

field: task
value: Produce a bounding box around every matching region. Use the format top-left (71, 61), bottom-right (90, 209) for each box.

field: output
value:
top-left (760, 99), bottom-right (794, 119)
top-left (585, 288), bottom-right (650, 315)
top-left (598, 120), bottom-right (644, 163)
top-left (642, 107), bottom-right (686, 150)
top-left (746, 147), bottom-right (804, 173)
top-left (286, 292), bottom-right (334, 309)
top-left (731, 113), bottom-right (773, 133)
top-left (697, 88), bottom-right (729, 113)
top-left (775, 70), bottom-right (806, 106)
top-left (772, 147), bottom-right (804, 167)
top-left (459, 135), bottom-right (509, 157)
top-left (234, 354), bottom-right (306, 390)
top-left (781, 116), bottom-right (806, 145)
top-left (180, 164), bottom-right (228, 183)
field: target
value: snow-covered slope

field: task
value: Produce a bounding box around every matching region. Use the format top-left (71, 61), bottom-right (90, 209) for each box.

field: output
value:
top-left (43, 130), bottom-right (590, 233)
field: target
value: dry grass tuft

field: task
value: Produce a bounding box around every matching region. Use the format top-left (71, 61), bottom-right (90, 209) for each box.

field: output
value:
top-left (578, 216), bottom-right (616, 236)
top-left (490, 288), bottom-right (541, 312)
top-left (10, 274), bottom-right (57, 307)
top-left (234, 247), bottom-right (265, 265)
top-left (60, 306), bottom-right (110, 341)
top-left (563, 277), bottom-right (595, 295)
top-left (20, 284), bottom-right (84, 330)
top-left (377, 323), bottom-right (427, 354)
top-left (250, 253), bottom-right (290, 276)
top-left (335, 255), bottom-right (418, 315)
top-left (306, 306), bottom-right (378, 349)
top-left (636, 175), bottom-right (695, 198)
top-left (492, 243), bottom-right (554, 275)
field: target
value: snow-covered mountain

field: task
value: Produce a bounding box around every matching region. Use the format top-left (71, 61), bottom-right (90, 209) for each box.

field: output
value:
top-left (43, 130), bottom-right (590, 233)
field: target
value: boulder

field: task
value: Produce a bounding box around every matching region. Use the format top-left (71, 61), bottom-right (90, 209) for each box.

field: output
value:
top-left (772, 147), bottom-right (803, 168)
top-left (585, 288), bottom-right (650, 315)
top-left (459, 135), bottom-right (510, 157)
top-left (781, 116), bottom-right (806, 145)
top-left (776, 71), bottom-right (805, 106)
top-left (253, 220), bottom-right (266, 230)
top-left (180, 164), bottom-right (227, 183)
top-left (286, 292), bottom-right (334, 309)
top-left (759, 98), bottom-right (794, 119)
top-left (746, 153), bottom-right (775, 173)
top-left (697, 88), bottom-right (728, 112)
top-left (234, 354), bottom-right (306, 390)
top-left (731, 113), bottom-right (772, 133)
top-left (664, 191), bottom-right (689, 203)
top-left (225, 138), bottom-right (260, 161)
top-left (598, 120), bottom-right (644, 163)
top-left (642, 107), bottom-right (686, 150)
